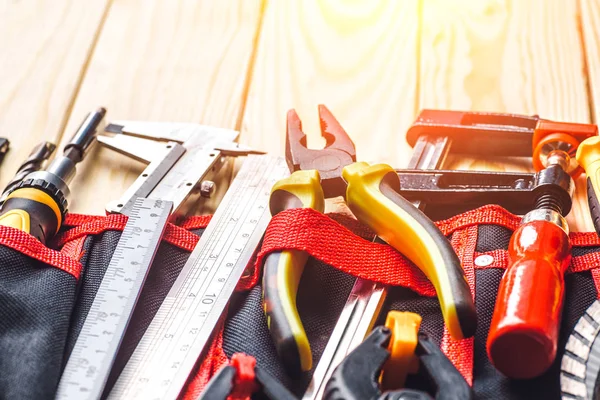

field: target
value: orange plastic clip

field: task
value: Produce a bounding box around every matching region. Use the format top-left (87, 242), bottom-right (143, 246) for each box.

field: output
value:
top-left (381, 311), bottom-right (422, 391)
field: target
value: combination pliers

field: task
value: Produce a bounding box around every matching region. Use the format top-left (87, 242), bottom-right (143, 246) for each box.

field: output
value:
top-left (261, 105), bottom-right (477, 376)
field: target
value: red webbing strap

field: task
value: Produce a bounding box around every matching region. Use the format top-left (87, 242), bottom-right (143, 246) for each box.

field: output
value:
top-left (180, 215), bottom-right (212, 231)
top-left (182, 320), bottom-right (229, 400)
top-left (256, 206), bottom-right (600, 291)
top-left (471, 249), bottom-right (600, 274)
top-left (255, 208), bottom-right (435, 296)
top-left (63, 213), bottom-right (106, 227)
top-left (0, 226), bottom-right (82, 279)
top-left (54, 214), bottom-right (202, 252)
top-left (592, 268), bottom-right (600, 299)
top-left (61, 235), bottom-right (87, 263)
top-left (440, 225), bottom-right (477, 385)
top-left (228, 354), bottom-right (258, 400)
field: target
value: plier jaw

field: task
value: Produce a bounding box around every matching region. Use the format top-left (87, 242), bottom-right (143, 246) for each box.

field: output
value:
top-left (285, 105), bottom-right (356, 198)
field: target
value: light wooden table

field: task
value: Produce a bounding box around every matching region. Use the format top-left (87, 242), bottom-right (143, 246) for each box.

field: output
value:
top-left (1, 0), bottom-right (599, 231)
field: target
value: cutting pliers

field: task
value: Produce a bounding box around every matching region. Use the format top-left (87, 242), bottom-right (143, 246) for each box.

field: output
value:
top-left (261, 105), bottom-right (477, 376)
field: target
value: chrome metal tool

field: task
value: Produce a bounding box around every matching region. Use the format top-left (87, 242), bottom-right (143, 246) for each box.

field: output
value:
top-left (56, 198), bottom-right (172, 400)
top-left (0, 141), bottom-right (56, 203)
top-left (108, 155), bottom-right (288, 400)
top-left (57, 120), bottom-right (262, 400)
top-left (98, 121), bottom-right (263, 220)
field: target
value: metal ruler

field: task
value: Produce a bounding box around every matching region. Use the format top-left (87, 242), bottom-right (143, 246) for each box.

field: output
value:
top-left (56, 198), bottom-right (173, 400)
top-left (108, 155), bottom-right (288, 400)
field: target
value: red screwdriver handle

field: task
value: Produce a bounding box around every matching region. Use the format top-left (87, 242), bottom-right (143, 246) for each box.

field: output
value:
top-left (487, 219), bottom-right (571, 379)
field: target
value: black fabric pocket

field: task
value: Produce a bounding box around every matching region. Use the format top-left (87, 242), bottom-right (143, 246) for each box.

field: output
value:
top-left (0, 228), bottom-right (80, 400)
top-left (216, 222), bottom-right (600, 400)
top-left (222, 259), bottom-right (355, 397)
top-left (57, 220), bottom-right (206, 396)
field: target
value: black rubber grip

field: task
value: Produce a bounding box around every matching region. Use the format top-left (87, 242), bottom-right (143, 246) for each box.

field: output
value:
top-left (0, 197), bottom-right (59, 243)
top-left (262, 251), bottom-right (304, 377)
top-left (587, 177), bottom-right (600, 235)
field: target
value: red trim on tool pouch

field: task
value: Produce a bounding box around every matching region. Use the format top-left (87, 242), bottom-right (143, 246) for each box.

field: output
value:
top-left (54, 214), bottom-right (203, 252)
top-left (591, 268), bottom-right (600, 299)
top-left (182, 321), bottom-right (229, 400)
top-left (60, 236), bottom-right (87, 263)
top-left (471, 250), bottom-right (600, 274)
top-left (63, 213), bottom-right (107, 228)
top-left (255, 205), bottom-right (600, 295)
top-left (228, 353), bottom-right (258, 400)
top-left (0, 225), bottom-right (82, 279)
top-left (441, 226), bottom-right (477, 385)
top-left (180, 215), bottom-right (212, 230)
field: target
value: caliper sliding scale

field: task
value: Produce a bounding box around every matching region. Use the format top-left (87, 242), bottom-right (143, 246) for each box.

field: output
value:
top-left (98, 121), bottom-right (263, 220)
top-left (108, 155), bottom-right (288, 400)
top-left (57, 121), bottom-right (262, 400)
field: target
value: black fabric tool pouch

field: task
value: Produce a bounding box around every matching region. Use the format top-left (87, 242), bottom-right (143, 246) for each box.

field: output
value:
top-left (192, 204), bottom-right (600, 400)
top-left (41, 213), bottom-right (211, 399)
top-left (0, 225), bottom-right (82, 399)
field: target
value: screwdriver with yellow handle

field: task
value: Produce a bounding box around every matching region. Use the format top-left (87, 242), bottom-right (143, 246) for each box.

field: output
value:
top-left (577, 136), bottom-right (600, 233)
top-left (262, 170), bottom-right (325, 375)
top-left (263, 105), bottom-right (476, 377)
top-left (0, 108), bottom-right (105, 243)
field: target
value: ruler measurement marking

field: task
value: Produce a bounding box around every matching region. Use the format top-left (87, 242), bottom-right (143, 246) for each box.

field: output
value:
top-left (56, 198), bottom-right (173, 400)
top-left (154, 160), bottom-right (259, 348)
top-left (132, 161), bottom-right (259, 383)
top-left (169, 178), bottom-right (262, 371)
top-left (109, 156), bottom-right (286, 399)
top-left (139, 158), bottom-right (269, 395)
top-left (160, 159), bottom-right (270, 395)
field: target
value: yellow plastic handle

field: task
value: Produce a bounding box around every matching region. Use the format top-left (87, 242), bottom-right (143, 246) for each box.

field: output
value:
top-left (0, 187), bottom-right (63, 243)
top-left (577, 136), bottom-right (600, 234)
top-left (342, 162), bottom-right (476, 339)
top-left (263, 170), bottom-right (325, 375)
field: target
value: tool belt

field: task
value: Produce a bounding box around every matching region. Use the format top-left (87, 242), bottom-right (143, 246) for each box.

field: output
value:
top-left (0, 213), bottom-right (210, 400)
top-left (199, 204), bottom-right (600, 400)
top-left (0, 205), bottom-right (596, 400)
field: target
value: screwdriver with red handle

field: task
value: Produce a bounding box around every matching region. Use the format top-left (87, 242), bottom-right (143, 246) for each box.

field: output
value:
top-left (487, 121), bottom-right (596, 379)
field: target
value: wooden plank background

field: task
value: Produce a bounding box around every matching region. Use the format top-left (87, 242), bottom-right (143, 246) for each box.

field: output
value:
top-left (1, 0), bottom-right (598, 231)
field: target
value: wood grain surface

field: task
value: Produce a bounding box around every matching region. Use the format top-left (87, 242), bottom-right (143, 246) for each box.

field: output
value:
top-left (1, 0), bottom-right (598, 231)
top-left (240, 0), bottom-right (420, 167)
top-left (419, 0), bottom-right (592, 231)
top-left (582, 0), bottom-right (600, 124)
top-left (0, 0), bottom-right (109, 192)
top-left (59, 0), bottom-right (264, 214)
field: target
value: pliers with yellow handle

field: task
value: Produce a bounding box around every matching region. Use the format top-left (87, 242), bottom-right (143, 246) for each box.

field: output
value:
top-left (262, 105), bottom-right (477, 376)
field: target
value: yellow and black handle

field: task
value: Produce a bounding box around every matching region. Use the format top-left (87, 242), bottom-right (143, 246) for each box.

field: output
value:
top-left (577, 137), bottom-right (600, 234)
top-left (0, 186), bottom-right (64, 244)
top-left (262, 170), bottom-right (325, 376)
top-left (342, 162), bottom-right (477, 340)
